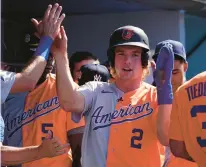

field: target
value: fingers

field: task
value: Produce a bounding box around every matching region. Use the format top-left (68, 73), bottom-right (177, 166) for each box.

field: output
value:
top-left (150, 60), bottom-right (156, 72)
top-left (45, 130), bottom-right (53, 140)
top-left (48, 3), bottom-right (59, 21)
top-left (55, 150), bottom-right (67, 156)
top-left (31, 18), bottom-right (39, 29)
top-left (53, 6), bottom-right (62, 23)
top-left (43, 4), bottom-right (52, 22)
top-left (60, 26), bottom-right (67, 41)
top-left (56, 14), bottom-right (66, 27)
top-left (156, 46), bottom-right (172, 70)
top-left (54, 142), bottom-right (70, 151)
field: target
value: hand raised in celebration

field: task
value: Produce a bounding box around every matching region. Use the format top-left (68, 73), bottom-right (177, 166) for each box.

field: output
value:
top-left (31, 3), bottom-right (65, 40)
top-left (51, 26), bottom-right (68, 57)
top-left (153, 43), bottom-right (174, 104)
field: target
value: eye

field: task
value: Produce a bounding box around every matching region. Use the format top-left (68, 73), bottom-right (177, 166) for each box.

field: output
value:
top-left (132, 53), bottom-right (140, 57)
top-left (117, 52), bottom-right (125, 56)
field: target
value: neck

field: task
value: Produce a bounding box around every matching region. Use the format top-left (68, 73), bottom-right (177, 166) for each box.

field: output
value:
top-left (115, 78), bottom-right (142, 93)
top-left (36, 73), bottom-right (50, 87)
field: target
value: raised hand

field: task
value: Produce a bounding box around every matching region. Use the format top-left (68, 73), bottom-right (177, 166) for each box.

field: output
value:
top-left (154, 43), bottom-right (174, 105)
top-left (51, 26), bottom-right (68, 57)
top-left (31, 3), bottom-right (65, 40)
top-left (38, 130), bottom-right (70, 158)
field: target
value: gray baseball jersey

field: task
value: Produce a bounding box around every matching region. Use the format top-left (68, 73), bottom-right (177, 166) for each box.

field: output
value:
top-left (1, 70), bottom-right (16, 104)
top-left (0, 70), bottom-right (16, 143)
top-left (72, 81), bottom-right (124, 167)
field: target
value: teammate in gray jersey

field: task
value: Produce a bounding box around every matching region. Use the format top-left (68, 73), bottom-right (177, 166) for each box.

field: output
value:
top-left (0, 4), bottom-right (69, 166)
top-left (54, 25), bottom-right (174, 167)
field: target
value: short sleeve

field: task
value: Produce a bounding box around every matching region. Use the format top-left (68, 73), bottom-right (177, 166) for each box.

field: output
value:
top-left (1, 71), bottom-right (16, 104)
top-left (0, 114), bottom-right (5, 142)
top-left (169, 92), bottom-right (184, 141)
top-left (72, 81), bottom-right (98, 123)
top-left (67, 112), bottom-right (85, 135)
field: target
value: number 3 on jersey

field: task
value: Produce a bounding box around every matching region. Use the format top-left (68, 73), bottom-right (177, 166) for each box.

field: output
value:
top-left (190, 105), bottom-right (206, 147)
top-left (131, 128), bottom-right (143, 149)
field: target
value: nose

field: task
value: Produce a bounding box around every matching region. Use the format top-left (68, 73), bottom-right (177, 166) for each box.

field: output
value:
top-left (124, 55), bottom-right (131, 65)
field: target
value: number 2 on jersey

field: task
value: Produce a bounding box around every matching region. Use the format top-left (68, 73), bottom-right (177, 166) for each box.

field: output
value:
top-left (41, 123), bottom-right (53, 140)
top-left (190, 105), bottom-right (206, 147)
top-left (131, 128), bottom-right (143, 149)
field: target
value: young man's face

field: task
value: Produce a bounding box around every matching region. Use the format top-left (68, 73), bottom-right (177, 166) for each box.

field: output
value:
top-left (172, 60), bottom-right (188, 92)
top-left (73, 59), bottom-right (99, 83)
top-left (114, 45), bottom-right (143, 81)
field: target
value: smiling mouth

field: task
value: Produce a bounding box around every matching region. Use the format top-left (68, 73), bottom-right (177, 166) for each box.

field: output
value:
top-left (123, 68), bottom-right (132, 72)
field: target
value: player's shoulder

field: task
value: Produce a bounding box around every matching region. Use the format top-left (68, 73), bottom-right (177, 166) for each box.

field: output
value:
top-left (81, 81), bottom-right (110, 89)
top-left (177, 71), bottom-right (206, 93)
top-left (0, 70), bottom-right (15, 81)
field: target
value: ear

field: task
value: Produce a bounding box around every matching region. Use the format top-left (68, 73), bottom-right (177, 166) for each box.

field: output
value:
top-left (184, 61), bottom-right (188, 72)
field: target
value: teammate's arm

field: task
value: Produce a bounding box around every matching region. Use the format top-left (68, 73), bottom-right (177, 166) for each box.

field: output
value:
top-left (53, 27), bottom-right (85, 114)
top-left (1, 131), bottom-right (69, 166)
top-left (154, 45), bottom-right (174, 146)
top-left (169, 139), bottom-right (194, 162)
top-left (168, 93), bottom-right (194, 162)
top-left (156, 105), bottom-right (171, 146)
top-left (10, 4), bottom-right (65, 94)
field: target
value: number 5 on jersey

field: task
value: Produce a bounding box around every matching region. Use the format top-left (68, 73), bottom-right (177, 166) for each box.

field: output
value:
top-left (42, 123), bottom-right (53, 140)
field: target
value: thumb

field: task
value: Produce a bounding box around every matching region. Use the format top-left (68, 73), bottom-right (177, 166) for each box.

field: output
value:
top-left (60, 26), bottom-right (67, 41)
top-left (31, 18), bottom-right (39, 29)
top-left (150, 60), bottom-right (156, 72)
top-left (45, 130), bottom-right (53, 140)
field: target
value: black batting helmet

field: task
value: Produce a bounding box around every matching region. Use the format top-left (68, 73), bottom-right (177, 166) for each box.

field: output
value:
top-left (1, 20), bottom-right (39, 66)
top-left (107, 25), bottom-right (150, 67)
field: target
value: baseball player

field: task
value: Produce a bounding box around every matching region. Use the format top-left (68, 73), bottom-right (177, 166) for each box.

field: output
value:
top-left (53, 25), bottom-right (174, 167)
top-left (169, 71), bottom-right (206, 167)
top-left (0, 3), bottom-right (68, 166)
top-left (153, 40), bottom-right (197, 167)
top-left (69, 51), bottom-right (100, 83)
top-left (70, 63), bottom-right (110, 167)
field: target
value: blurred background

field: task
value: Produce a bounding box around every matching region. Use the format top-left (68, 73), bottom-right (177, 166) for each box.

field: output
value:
top-left (1, 0), bottom-right (206, 83)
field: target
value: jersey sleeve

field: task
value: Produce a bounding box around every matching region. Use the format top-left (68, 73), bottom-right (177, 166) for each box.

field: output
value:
top-left (1, 71), bottom-right (16, 104)
top-left (72, 81), bottom-right (98, 123)
top-left (67, 112), bottom-right (85, 136)
top-left (169, 92), bottom-right (184, 141)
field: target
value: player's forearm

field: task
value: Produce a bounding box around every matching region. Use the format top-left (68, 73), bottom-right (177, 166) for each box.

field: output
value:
top-left (55, 54), bottom-right (81, 112)
top-left (157, 104), bottom-right (172, 146)
top-left (1, 145), bottom-right (43, 166)
top-left (10, 36), bottom-right (53, 93)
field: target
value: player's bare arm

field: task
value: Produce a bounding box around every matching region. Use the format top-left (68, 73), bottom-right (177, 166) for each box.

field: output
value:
top-left (10, 4), bottom-right (65, 94)
top-left (1, 131), bottom-right (69, 166)
top-left (52, 26), bottom-right (85, 113)
top-left (154, 44), bottom-right (174, 146)
top-left (170, 139), bottom-right (195, 162)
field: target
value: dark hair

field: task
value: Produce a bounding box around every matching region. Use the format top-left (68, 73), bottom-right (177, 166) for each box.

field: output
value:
top-left (69, 51), bottom-right (98, 78)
